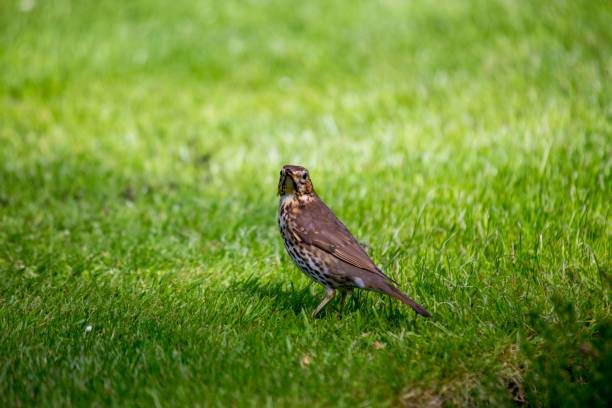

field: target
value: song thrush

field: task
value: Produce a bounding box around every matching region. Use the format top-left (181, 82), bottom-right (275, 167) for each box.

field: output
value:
top-left (277, 164), bottom-right (431, 318)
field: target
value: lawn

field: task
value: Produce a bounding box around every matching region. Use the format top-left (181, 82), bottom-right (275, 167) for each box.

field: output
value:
top-left (1, 0), bottom-right (610, 406)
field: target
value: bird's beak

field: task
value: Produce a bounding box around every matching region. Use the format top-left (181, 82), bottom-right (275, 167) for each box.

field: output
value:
top-left (278, 172), bottom-right (285, 195)
top-left (278, 169), bottom-right (296, 195)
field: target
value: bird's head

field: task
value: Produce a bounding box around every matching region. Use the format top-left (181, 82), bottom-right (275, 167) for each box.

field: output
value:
top-left (278, 165), bottom-right (314, 197)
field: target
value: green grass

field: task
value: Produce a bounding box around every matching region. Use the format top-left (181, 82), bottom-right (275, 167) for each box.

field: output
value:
top-left (1, 0), bottom-right (611, 406)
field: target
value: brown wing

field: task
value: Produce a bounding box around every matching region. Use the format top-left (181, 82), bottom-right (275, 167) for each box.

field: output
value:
top-left (295, 196), bottom-right (398, 285)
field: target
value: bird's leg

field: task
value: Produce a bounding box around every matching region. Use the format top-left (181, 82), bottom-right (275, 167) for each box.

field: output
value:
top-left (338, 289), bottom-right (351, 318)
top-left (312, 287), bottom-right (336, 318)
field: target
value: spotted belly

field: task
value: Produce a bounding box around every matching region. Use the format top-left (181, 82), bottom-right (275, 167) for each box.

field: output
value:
top-left (278, 211), bottom-right (352, 289)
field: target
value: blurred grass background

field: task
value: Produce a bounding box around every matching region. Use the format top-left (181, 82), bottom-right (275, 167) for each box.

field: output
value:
top-left (1, 0), bottom-right (610, 406)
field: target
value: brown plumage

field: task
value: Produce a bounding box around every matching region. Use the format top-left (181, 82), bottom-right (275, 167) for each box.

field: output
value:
top-left (277, 164), bottom-right (431, 318)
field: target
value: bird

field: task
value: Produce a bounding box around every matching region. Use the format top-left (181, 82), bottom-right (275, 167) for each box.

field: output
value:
top-left (277, 164), bottom-right (431, 318)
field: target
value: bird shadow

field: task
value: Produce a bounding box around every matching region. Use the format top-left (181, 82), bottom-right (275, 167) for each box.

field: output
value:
top-left (228, 275), bottom-right (317, 315)
top-left (228, 275), bottom-right (422, 330)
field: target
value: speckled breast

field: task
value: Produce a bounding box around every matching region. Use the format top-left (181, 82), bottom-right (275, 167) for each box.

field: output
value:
top-left (278, 196), bottom-right (340, 288)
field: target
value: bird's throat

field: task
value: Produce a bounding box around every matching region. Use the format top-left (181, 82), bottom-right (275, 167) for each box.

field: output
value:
top-left (280, 193), bottom-right (295, 207)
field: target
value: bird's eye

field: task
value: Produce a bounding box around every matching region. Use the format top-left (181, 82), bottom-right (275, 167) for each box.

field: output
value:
top-left (302, 172), bottom-right (308, 180)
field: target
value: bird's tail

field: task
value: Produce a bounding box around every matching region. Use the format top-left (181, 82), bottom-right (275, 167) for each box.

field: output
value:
top-left (380, 282), bottom-right (431, 317)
